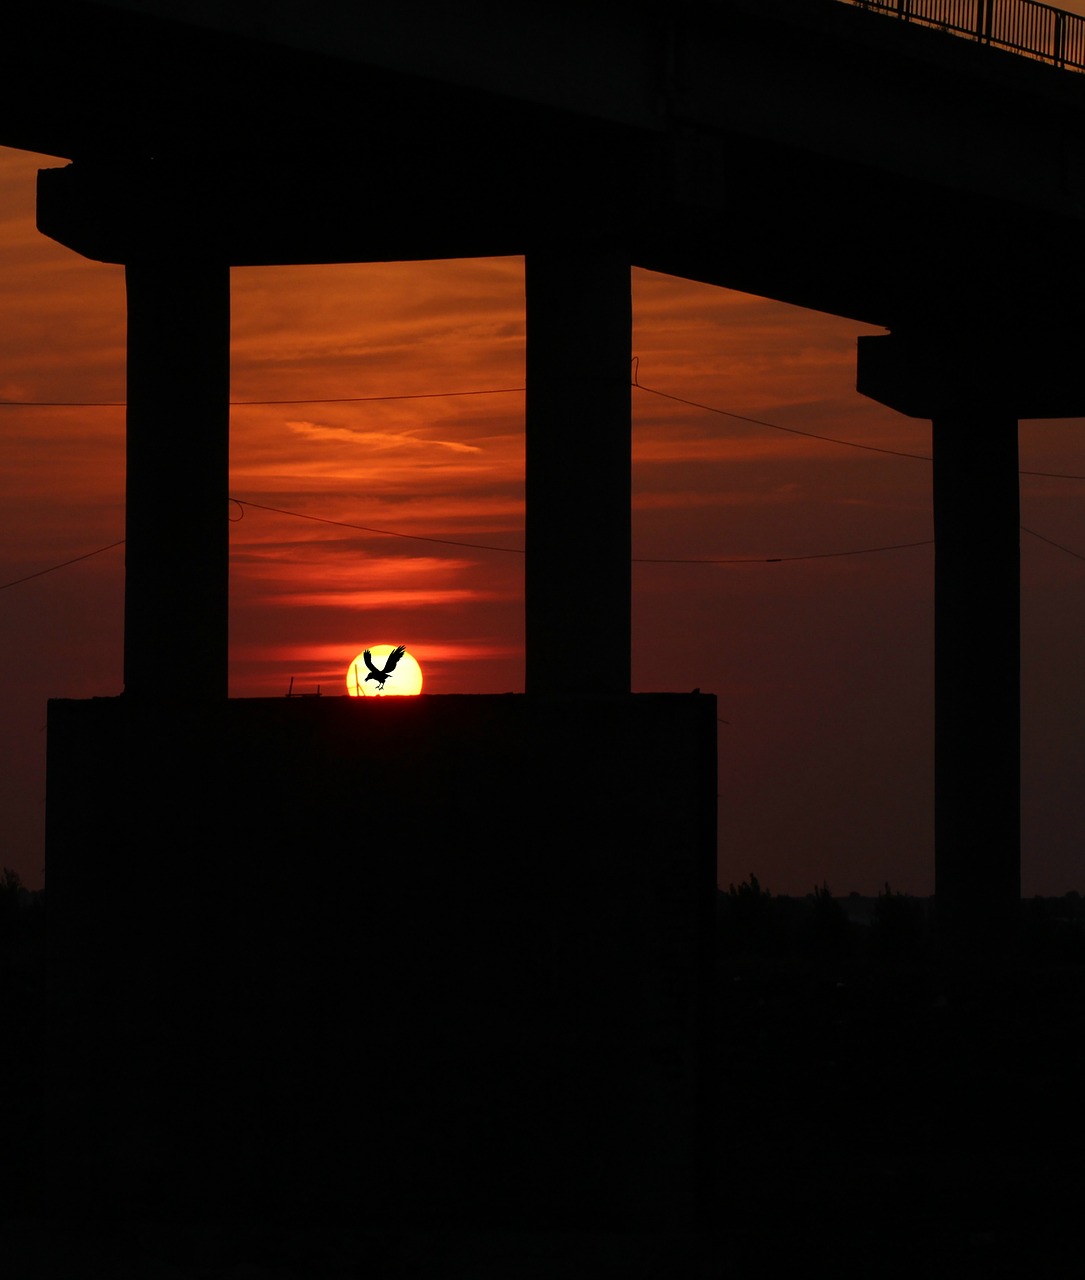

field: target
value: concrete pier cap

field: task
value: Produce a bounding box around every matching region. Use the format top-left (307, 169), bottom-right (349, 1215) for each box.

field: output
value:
top-left (858, 320), bottom-right (1085, 963)
top-left (857, 327), bottom-right (1085, 420)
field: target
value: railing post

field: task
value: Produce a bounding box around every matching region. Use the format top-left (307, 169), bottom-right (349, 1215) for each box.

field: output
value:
top-left (857, 0), bottom-right (1074, 72)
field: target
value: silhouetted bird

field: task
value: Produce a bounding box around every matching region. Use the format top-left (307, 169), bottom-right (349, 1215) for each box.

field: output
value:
top-left (363, 645), bottom-right (406, 690)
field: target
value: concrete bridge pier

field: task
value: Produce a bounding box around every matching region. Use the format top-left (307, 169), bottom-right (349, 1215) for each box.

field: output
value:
top-left (525, 245), bottom-right (631, 695)
top-left (42, 185), bottom-right (714, 1231)
top-left (931, 408), bottom-right (1021, 955)
top-left (858, 328), bottom-right (1085, 959)
top-left (124, 258), bottom-right (230, 700)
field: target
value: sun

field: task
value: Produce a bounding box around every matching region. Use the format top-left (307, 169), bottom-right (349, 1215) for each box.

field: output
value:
top-left (346, 645), bottom-right (424, 697)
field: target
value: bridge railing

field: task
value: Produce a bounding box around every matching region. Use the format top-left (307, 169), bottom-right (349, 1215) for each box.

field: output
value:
top-left (843, 0), bottom-right (1085, 72)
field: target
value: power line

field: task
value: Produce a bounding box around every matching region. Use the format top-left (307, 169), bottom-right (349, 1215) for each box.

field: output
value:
top-left (3, 366), bottom-right (1085, 588)
top-left (237, 499), bottom-right (939, 563)
top-left (634, 539), bottom-right (935, 564)
top-left (231, 388), bottom-right (525, 405)
top-left (0, 387), bottom-right (525, 408)
top-left (1021, 524), bottom-right (1085, 563)
top-left (0, 539), bottom-right (125, 591)
top-left (0, 506), bottom-right (936, 591)
top-left (232, 499), bottom-right (525, 555)
top-left (5, 376), bottom-right (1084, 481)
top-left (635, 380), bottom-right (1085, 480)
top-left (633, 381), bottom-right (934, 461)
top-left (5, 505), bottom-right (1084, 594)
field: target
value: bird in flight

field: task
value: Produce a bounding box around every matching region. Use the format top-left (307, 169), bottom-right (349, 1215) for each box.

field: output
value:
top-left (363, 645), bottom-right (406, 691)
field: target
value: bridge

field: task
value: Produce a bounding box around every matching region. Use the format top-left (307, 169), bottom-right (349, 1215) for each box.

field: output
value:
top-left (844, 0), bottom-right (1085, 72)
top-left (5, 0), bottom-right (1085, 1231)
top-left (10, 0), bottom-right (1082, 937)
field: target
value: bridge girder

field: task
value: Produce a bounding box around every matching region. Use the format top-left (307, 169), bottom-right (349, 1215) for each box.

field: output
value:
top-left (7, 0), bottom-right (1083, 331)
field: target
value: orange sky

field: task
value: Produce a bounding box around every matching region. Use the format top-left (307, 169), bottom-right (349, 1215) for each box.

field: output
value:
top-left (3, 141), bottom-right (1084, 895)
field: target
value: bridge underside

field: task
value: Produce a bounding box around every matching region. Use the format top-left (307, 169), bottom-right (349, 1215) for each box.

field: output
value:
top-left (7, 0), bottom-right (1085, 329)
top-left (33, 133), bottom-right (1083, 338)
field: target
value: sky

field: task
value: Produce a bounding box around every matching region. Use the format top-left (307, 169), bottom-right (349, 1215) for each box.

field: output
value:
top-left (2, 136), bottom-right (1084, 897)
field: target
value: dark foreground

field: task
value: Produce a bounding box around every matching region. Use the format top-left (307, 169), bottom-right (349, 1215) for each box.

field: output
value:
top-left (3, 887), bottom-right (1083, 1276)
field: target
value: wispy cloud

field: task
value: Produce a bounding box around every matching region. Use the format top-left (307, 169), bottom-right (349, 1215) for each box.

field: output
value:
top-left (283, 419), bottom-right (483, 453)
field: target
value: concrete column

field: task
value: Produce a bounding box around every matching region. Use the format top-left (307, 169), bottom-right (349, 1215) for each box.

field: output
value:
top-left (933, 412), bottom-right (1021, 954)
top-left (857, 330), bottom-right (1037, 958)
top-left (124, 260), bottom-right (230, 699)
top-left (524, 247), bottom-right (631, 695)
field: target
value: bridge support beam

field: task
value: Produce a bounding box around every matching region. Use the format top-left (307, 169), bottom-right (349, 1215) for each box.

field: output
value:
top-left (858, 332), bottom-right (1027, 957)
top-left (931, 409), bottom-right (1021, 954)
top-left (525, 246), bottom-right (631, 695)
top-left (125, 260), bottom-right (231, 699)
top-left (859, 326), bottom-right (1085, 958)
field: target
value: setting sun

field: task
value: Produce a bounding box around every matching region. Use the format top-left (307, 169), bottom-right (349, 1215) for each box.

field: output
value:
top-left (346, 646), bottom-right (423, 696)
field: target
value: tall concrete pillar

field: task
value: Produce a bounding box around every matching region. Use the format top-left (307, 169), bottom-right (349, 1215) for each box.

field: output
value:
top-left (932, 411), bottom-right (1021, 952)
top-left (524, 246), bottom-right (631, 695)
top-left (125, 260), bottom-right (230, 699)
top-left (857, 331), bottom-right (1028, 957)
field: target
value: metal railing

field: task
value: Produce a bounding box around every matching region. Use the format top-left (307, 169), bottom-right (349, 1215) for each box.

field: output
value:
top-left (842, 0), bottom-right (1085, 72)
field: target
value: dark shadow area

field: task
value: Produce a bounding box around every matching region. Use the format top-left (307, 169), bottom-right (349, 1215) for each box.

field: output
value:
top-left (4, 857), bottom-right (1084, 1273)
top-left (711, 881), bottom-right (1085, 1269)
top-left (29, 693), bottom-right (716, 1272)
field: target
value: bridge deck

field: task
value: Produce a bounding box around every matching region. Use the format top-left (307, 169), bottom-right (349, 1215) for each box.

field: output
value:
top-left (2, 0), bottom-right (1082, 330)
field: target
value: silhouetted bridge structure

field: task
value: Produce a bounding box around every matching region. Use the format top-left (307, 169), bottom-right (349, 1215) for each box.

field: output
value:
top-left (4, 0), bottom-right (1084, 1234)
top-left (845, 0), bottom-right (1085, 71)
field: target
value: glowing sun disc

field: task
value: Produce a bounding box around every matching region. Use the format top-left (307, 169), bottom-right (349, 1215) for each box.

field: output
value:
top-left (347, 646), bottom-right (423, 697)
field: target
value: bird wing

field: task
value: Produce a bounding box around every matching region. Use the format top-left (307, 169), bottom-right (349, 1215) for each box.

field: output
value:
top-left (362, 649), bottom-right (380, 676)
top-left (382, 645), bottom-right (406, 675)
